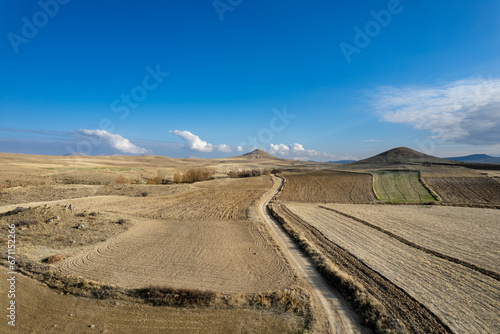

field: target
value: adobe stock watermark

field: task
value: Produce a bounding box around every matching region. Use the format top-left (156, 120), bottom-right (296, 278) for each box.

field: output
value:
top-left (7, 0), bottom-right (71, 54)
top-left (66, 64), bottom-right (169, 156)
top-left (339, 0), bottom-right (413, 64)
top-left (239, 106), bottom-right (295, 149)
top-left (213, 0), bottom-right (243, 22)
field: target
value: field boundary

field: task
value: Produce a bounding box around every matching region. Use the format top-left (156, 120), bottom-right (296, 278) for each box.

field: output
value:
top-left (418, 172), bottom-right (442, 201)
top-left (319, 205), bottom-right (500, 281)
top-left (269, 203), bottom-right (452, 334)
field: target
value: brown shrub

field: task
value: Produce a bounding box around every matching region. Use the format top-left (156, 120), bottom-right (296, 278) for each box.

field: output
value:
top-left (115, 175), bottom-right (128, 184)
top-left (173, 172), bottom-right (182, 184)
top-left (44, 254), bottom-right (67, 264)
top-left (140, 286), bottom-right (215, 307)
top-left (146, 176), bottom-right (163, 184)
top-left (183, 169), bottom-right (213, 183)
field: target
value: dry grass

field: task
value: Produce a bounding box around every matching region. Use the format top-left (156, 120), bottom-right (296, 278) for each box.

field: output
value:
top-left (0, 273), bottom-right (304, 334)
top-left (44, 254), bottom-right (67, 264)
top-left (268, 204), bottom-right (393, 333)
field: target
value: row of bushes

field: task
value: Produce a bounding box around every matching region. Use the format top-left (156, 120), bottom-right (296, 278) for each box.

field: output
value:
top-left (115, 169), bottom-right (215, 185)
top-left (227, 168), bottom-right (282, 178)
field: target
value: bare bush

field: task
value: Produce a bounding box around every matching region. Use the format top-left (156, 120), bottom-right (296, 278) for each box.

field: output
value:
top-left (141, 286), bottom-right (215, 307)
top-left (146, 176), bottom-right (163, 185)
top-left (173, 172), bottom-right (182, 184)
top-left (182, 169), bottom-right (213, 183)
top-left (44, 254), bottom-right (67, 264)
top-left (115, 175), bottom-right (128, 184)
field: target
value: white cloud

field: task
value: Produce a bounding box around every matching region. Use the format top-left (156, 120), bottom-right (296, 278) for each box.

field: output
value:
top-left (268, 143), bottom-right (336, 161)
top-left (269, 143), bottom-right (290, 155)
top-left (373, 77), bottom-right (500, 145)
top-left (216, 144), bottom-right (232, 153)
top-left (169, 130), bottom-right (231, 153)
top-left (75, 129), bottom-right (150, 154)
top-left (236, 146), bottom-right (243, 152)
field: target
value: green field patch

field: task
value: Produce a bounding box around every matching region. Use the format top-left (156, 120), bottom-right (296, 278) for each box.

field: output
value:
top-left (373, 171), bottom-right (437, 203)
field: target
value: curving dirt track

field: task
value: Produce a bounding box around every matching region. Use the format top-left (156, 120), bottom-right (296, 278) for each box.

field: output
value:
top-left (285, 203), bottom-right (500, 334)
top-left (260, 176), bottom-right (366, 334)
top-left (275, 171), bottom-right (376, 203)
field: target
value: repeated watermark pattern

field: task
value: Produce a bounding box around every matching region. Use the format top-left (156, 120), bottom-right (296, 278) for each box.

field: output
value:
top-left (238, 106), bottom-right (295, 150)
top-left (8, 0), bottom-right (71, 54)
top-left (339, 0), bottom-right (412, 64)
top-left (6, 224), bottom-right (17, 327)
top-left (213, 0), bottom-right (243, 22)
top-left (65, 64), bottom-right (169, 156)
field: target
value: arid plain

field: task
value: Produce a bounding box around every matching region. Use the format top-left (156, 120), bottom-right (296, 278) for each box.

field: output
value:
top-left (1, 147), bottom-right (499, 334)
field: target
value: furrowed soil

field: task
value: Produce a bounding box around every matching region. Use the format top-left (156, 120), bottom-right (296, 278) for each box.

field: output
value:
top-left (275, 171), bottom-right (376, 203)
top-left (0, 273), bottom-right (303, 334)
top-left (321, 204), bottom-right (500, 274)
top-left (284, 202), bottom-right (500, 334)
top-left (372, 171), bottom-right (436, 202)
top-left (421, 171), bottom-right (500, 204)
top-left (55, 217), bottom-right (293, 292)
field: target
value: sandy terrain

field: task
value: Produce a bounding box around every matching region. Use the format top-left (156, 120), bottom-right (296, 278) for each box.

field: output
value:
top-left (285, 202), bottom-right (500, 334)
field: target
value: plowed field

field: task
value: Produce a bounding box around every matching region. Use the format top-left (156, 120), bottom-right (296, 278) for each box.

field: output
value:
top-left (55, 217), bottom-right (293, 292)
top-left (276, 171), bottom-right (376, 203)
top-left (422, 175), bottom-right (500, 204)
top-left (284, 203), bottom-right (500, 334)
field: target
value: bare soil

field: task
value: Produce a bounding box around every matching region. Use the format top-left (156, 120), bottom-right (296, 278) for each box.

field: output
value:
top-left (55, 217), bottom-right (294, 293)
top-left (284, 203), bottom-right (500, 334)
top-left (320, 204), bottom-right (500, 273)
top-left (275, 171), bottom-right (376, 203)
top-left (0, 273), bottom-right (303, 334)
top-left (422, 175), bottom-right (500, 204)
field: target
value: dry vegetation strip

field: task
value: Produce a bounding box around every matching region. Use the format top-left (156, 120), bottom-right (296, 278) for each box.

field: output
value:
top-left (319, 205), bottom-right (499, 280)
top-left (285, 203), bottom-right (500, 334)
top-left (372, 171), bottom-right (436, 203)
top-left (422, 175), bottom-right (500, 204)
top-left (269, 204), bottom-right (449, 334)
top-left (321, 204), bottom-right (500, 274)
top-left (56, 217), bottom-right (294, 293)
top-left (276, 171), bottom-right (376, 203)
top-left (0, 273), bottom-right (303, 334)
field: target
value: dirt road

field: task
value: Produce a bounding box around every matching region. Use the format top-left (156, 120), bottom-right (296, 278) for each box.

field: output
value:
top-left (258, 176), bottom-right (365, 334)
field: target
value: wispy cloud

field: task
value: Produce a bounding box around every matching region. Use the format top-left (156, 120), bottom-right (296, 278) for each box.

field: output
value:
top-left (75, 129), bottom-right (150, 154)
top-left (169, 130), bottom-right (232, 153)
top-left (373, 77), bottom-right (500, 145)
top-left (268, 143), bottom-right (335, 161)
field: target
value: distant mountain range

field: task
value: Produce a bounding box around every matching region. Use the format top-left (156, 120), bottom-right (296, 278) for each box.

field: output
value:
top-left (328, 160), bottom-right (357, 164)
top-left (445, 154), bottom-right (500, 164)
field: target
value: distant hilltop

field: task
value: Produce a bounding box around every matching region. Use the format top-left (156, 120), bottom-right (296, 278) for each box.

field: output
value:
top-left (446, 154), bottom-right (500, 164)
top-left (241, 149), bottom-right (280, 160)
top-left (348, 147), bottom-right (454, 167)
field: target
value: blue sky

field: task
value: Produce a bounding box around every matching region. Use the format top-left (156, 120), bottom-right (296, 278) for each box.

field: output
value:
top-left (1, 0), bottom-right (499, 160)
